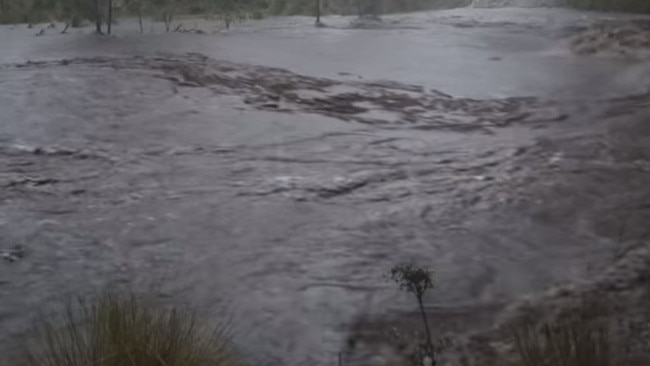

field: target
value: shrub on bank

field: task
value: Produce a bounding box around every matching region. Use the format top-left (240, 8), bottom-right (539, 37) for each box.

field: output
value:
top-left (17, 291), bottom-right (240, 366)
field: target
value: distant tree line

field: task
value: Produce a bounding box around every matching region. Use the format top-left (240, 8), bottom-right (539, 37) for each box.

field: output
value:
top-left (0, 0), bottom-right (269, 31)
top-left (566, 0), bottom-right (650, 13)
top-left (268, 0), bottom-right (470, 17)
top-left (0, 0), bottom-right (473, 27)
top-left (3, 0), bottom-right (649, 29)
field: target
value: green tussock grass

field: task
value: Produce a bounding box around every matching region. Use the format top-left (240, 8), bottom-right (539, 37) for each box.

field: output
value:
top-left (18, 292), bottom-right (240, 366)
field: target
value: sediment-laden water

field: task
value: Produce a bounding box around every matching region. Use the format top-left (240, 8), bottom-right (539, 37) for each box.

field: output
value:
top-left (1, 7), bottom-right (650, 366)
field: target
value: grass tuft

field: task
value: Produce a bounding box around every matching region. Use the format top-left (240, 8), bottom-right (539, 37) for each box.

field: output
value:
top-left (512, 317), bottom-right (611, 366)
top-left (19, 291), bottom-right (240, 366)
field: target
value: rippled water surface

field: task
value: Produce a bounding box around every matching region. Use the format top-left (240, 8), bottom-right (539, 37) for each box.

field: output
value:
top-left (1, 7), bottom-right (650, 366)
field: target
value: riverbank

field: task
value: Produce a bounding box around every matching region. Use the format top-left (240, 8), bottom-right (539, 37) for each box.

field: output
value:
top-left (572, 19), bottom-right (650, 59)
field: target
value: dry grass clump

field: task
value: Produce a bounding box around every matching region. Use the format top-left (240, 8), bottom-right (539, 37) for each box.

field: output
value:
top-left (19, 291), bottom-right (240, 366)
top-left (512, 316), bottom-right (611, 366)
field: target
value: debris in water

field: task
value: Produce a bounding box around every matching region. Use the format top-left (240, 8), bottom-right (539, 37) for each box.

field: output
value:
top-left (1, 245), bottom-right (25, 263)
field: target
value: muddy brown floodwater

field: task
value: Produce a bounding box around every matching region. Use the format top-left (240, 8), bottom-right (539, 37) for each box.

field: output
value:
top-left (1, 7), bottom-right (650, 366)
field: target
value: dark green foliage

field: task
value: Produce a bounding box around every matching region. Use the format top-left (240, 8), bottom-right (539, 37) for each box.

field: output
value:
top-left (3, 0), bottom-right (650, 30)
top-left (206, 0), bottom-right (259, 29)
top-left (0, 0), bottom-right (268, 25)
top-left (567, 0), bottom-right (650, 13)
top-left (69, 14), bottom-right (82, 26)
top-left (0, 0), bottom-right (48, 24)
top-left (62, 0), bottom-right (92, 24)
top-left (0, 0), bottom-right (95, 25)
top-left (267, 0), bottom-right (470, 16)
top-left (389, 263), bottom-right (435, 298)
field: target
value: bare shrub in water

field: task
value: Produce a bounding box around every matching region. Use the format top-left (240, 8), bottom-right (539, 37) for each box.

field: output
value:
top-left (19, 291), bottom-right (240, 366)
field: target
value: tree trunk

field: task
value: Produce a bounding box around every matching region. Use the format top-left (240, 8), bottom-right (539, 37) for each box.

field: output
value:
top-left (315, 0), bottom-right (320, 23)
top-left (367, 0), bottom-right (379, 18)
top-left (137, 8), bottom-right (143, 33)
top-left (107, 0), bottom-right (112, 35)
top-left (61, 22), bottom-right (70, 34)
top-left (94, 0), bottom-right (103, 34)
top-left (417, 296), bottom-right (436, 366)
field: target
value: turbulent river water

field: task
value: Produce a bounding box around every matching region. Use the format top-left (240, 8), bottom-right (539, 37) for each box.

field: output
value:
top-left (2, 6), bottom-right (650, 366)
